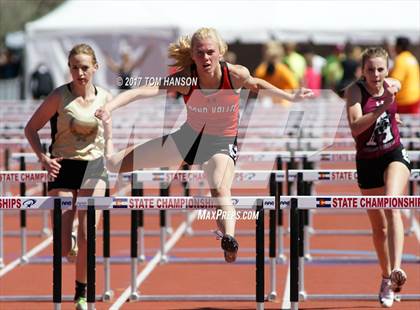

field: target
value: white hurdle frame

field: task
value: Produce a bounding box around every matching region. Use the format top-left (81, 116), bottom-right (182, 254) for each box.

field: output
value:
top-left (279, 195), bottom-right (420, 310)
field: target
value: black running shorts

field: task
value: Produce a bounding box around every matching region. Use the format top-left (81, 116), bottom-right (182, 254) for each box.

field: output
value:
top-left (48, 157), bottom-right (108, 190)
top-left (168, 123), bottom-right (238, 165)
top-left (356, 145), bottom-right (411, 189)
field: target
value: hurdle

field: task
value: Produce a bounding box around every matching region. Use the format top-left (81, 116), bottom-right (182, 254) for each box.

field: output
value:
top-left (0, 171), bottom-right (52, 268)
top-left (0, 197), bottom-right (102, 310)
top-left (293, 150), bottom-right (420, 239)
top-left (131, 170), bottom-right (281, 300)
top-left (291, 168), bottom-right (420, 262)
top-left (281, 193), bottom-right (420, 310)
top-left (76, 195), bottom-right (273, 310)
top-left (7, 152), bottom-right (51, 237)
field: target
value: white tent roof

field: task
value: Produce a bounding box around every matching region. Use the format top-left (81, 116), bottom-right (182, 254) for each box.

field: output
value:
top-left (26, 0), bottom-right (420, 44)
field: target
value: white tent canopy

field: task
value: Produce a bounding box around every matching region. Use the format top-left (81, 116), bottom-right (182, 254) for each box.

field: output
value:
top-left (26, 0), bottom-right (420, 44)
top-left (24, 0), bottom-right (419, 98)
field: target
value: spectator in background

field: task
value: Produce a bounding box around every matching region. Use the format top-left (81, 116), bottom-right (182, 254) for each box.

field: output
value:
top-left (303, 53), bottom-right (321, 96)
top-left (322, 45), bottom-right (344, 91)
top-left (390, 36), bottom-right (420, 114)
top-left (30, 63), bottom-right (54, 99)
top-left (304, 40), bottom-right (326, 77)
top-left (254, 41), bottom-right (298, 104)
top-left (106, 43), bottom-right (152, 90)
top-left (283, 42), bottom-right (306, 85)
top-left (337, 42), bottom-right (362, 97)
top-left (0, 48), bottom-right (20, 79)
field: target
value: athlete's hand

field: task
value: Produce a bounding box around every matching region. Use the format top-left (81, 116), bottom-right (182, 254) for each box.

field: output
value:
top-left (383, 84), bottom-right (398, 108)
top-left (40, 155), bottom-right (63, 179)
top-left (384, 84), bottom-right (398, 97)
top-left (95, 107), bottom-right (111, 122)
top-left (293, 87), bottom-right (314, 101)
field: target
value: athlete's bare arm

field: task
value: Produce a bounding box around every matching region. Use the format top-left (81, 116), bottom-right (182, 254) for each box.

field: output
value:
top-left (227, 63), bottom-right (313, 100)
top-left (24, 90), bottom-right (63, 177)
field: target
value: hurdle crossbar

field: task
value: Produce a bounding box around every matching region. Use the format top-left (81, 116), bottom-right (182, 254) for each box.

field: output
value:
top-left (285, 195), bottom-right (420, 310)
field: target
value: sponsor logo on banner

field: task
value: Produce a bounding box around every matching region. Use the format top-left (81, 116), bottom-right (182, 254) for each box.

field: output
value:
top-left (316, 197), bottom-right (332, 208)
top-left (411, 170), bottom-right (420, 180)
top-left (279, 200), bottom-right (290, 208)
top-left (22, 199), bottom-right (37, 208)
top-left (152, 173), bottom-right (165, 182)
top-left (318, 171), bottom-right (331, 180)
top-left (76, 200), bottom-right (88, 209)
top-left (263, 200), bottom-right (275, 208)
top-left (61, 200), bottom-right (72, 208)
top-left (114, 197), bottom-right (128, 208)
top-left (320, 154), bottom-right (331, 161)
top-left (231, 198), bottom-right (239, 206)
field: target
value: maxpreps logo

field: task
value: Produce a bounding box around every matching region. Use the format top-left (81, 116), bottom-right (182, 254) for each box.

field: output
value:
top-left (231, 198), bottom-right (239, 206)
top-left (114, 198), bottom-right (128, 208)
top-left (316, 197), bottom-right (332, 208)
top-left (22, 199), bottom-right (37, 208)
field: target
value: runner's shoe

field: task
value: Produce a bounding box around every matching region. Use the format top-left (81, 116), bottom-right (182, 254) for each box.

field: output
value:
top-left (221, 234), bottom-right (239, 263)
top-left (379, 277), bottom-right (394, 308)
top-left (74, 296), bottom-right (87, 310)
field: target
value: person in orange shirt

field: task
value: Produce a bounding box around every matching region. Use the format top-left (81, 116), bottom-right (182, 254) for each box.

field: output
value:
top-left (254, 41), bottom-right (298, 104)
top-left (390, 37), bottom-right (420, 114)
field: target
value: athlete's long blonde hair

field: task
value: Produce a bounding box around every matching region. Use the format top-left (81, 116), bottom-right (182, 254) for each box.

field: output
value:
top-left (68, 43), bottom-right (98, 66)
top-left (168, 27), bottom-right (228, 69)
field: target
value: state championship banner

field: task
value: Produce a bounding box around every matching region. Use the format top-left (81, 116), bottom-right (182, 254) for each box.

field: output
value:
top-left (288, 169), bottom-right (420, 182)
top-left (278, 196), bottom-right (420, 209)
top-left (0, 197), bottom-right (72, 209)
top-left (75, 196), bottom-right (275, 210)
top-left (0, 171), bottom-right (52, 183)
top-left (132, 170), bottom-right (275, 188)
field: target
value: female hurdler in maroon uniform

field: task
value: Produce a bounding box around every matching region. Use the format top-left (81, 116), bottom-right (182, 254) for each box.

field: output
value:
top-left (346, 47), bottom-right (410, 308)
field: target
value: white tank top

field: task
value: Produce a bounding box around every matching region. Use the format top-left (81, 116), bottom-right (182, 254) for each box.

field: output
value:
top-left (50, 84), bottom-right (108, 160)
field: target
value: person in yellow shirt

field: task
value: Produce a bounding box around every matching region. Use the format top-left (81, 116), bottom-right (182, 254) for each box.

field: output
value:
top-left (254, 41), bottom-right (298, 104)
top-left (390, 37), bottom-right (420, 114)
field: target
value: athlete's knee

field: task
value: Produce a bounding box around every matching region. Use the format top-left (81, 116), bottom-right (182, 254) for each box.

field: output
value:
top-left (105, 155), bottom-right (120, 172)
top-left (211, 185), bottom-right (231, 197)
top-left (384, 209), bottom-right (402, 223)
top-left (371, 224), bottom-right (388, 240)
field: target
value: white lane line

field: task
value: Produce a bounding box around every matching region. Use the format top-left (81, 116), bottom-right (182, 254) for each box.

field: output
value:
top-left (109, 210), bottom-right (197, 310)
top-left (0, 235), bottom-right (52, 277)
top-left (280, 265), bottom-right (291, 310)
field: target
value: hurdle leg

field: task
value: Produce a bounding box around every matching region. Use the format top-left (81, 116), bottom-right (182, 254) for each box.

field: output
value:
top-left (53, 199), bottom-right (62, 310)
top-left (42, 181), bottom-right (51, 236)
top-left (102, 209), bottom-right (113, 301)
top-left (268, 208), bottom-right (277, 301)
top-left (256, 200), bottom-right (265, 310)
top-left (130, 211), bottom-right (140, 301)
top-left (0, 210), bottom-right (4, 268)
top-left (138, 210), bottom-right (145, 262)
top-left (160, 210), bottom-right (168, 263)
top-left (20, 210), bottom-right (28, 263)
top-left (298, 210), bottom-right (307, 300)
top-left (87, 199), bottom-right (96, 310)
top-left (290, 198), bottom-right (299, 310)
